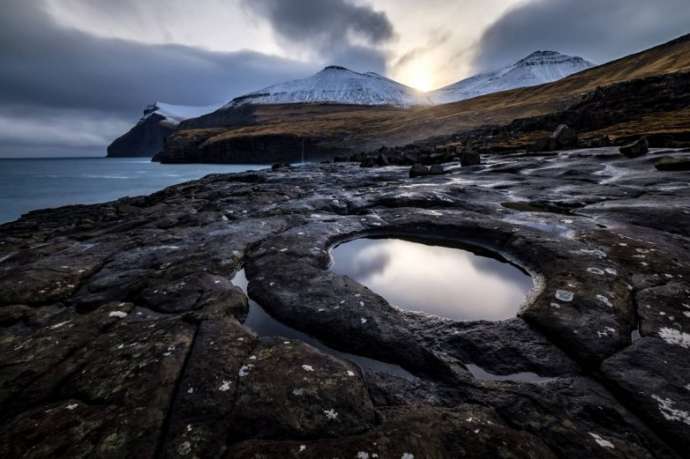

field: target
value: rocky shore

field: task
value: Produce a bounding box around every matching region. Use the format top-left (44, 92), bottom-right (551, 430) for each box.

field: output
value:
top-left (1, 147), bottom-right (690, 458)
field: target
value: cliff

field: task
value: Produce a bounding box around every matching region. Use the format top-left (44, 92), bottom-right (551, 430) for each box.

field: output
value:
top-left (107, 113), bottom-right (175, 158)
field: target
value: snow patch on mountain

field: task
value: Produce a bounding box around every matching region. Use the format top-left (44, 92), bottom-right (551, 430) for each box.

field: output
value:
top-left (225, 66), bottom-right (431, 108)
top-left (141, 102), bottom-right (221, 125)
top-left (429, 51), bottom-right (593, 104)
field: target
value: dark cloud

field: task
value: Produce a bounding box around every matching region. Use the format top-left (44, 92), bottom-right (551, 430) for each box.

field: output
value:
top-left (474, 0), bottom-right (690, 72)
top-left (0, 0), bottom-right (312, 155)
top-left (243, 0), bottom-right (394, 72)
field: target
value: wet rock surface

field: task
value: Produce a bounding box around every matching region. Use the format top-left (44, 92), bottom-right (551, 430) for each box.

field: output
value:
top-left (655, 156), bottom-right (690, 171)
top-left (620, 137), bottom-right (649, 158)
top-left (1, 147), bottom-right (689, 457)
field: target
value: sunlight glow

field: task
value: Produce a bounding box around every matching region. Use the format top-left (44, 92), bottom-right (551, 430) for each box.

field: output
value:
top-left (406, 65), bottom-right (435, 92)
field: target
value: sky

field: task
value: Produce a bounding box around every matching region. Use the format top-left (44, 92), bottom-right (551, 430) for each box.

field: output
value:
top-left (1, 0), bottom-right (688, 157)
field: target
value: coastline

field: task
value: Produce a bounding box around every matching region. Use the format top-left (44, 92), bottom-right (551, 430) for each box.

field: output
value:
top-left (1, 148), bottom-right (688, 457)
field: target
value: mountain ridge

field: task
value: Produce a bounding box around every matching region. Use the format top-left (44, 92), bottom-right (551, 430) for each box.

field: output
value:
top-left (429, 50), bottom-right (593, 104)
top-left (155, 32), bottom-right (690, 164)
top-left (142, 102), bottom-right (221, 126)
top-left (223, 65), bottom-right (431, 108)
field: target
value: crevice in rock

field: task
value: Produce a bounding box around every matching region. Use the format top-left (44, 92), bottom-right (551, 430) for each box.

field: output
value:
top-left (590, 367), bottom-right (684, 457)
top-left (221, 339), bottom-right (262, 449)
top-left (525, 290), bottom-right (681, 456)
top-left (154, 321), bottom-right (201, 459)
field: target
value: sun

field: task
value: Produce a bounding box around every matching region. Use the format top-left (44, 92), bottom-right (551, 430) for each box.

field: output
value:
top-left (404, 64), bottom-right (435, 92)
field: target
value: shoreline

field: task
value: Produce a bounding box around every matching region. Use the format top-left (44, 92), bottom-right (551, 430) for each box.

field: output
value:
top-left (1, 147), bottom-right (689, 456)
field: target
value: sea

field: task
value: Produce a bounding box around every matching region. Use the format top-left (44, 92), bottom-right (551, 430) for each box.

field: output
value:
top-left (0, 157), bottom-right (265, 224)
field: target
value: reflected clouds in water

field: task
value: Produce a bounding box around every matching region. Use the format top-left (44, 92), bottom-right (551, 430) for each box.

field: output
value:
top-left (331, 238), bottom-right (532, 321)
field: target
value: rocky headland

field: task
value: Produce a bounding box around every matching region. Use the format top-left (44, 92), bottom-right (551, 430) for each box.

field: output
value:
top-left (1, 145), bottom-right (690, 458)
top-left (108, 110), bottom-right (175, 158)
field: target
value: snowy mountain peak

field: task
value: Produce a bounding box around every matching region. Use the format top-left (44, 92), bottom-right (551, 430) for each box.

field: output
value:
top-left (321, 65), bottom-right (349, 71)
top-left (429, 51), bottom-right (593, 104)
top-left (516, 50), bottom-right (591, 67)
top-left (224, 66), bottom-right (431, 108)
top-left (519, 50), bottom-right (563, 60)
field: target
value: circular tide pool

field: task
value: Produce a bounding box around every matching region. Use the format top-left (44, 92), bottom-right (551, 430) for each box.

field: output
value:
top-left (330, 238), bottom-right (533, 321)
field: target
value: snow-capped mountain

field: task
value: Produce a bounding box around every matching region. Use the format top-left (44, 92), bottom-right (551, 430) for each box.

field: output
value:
top-left (141, 102), bottom-right (221, 125)
top-left (225, 66), bottom-right (431, 108)
top-left (429, 51), bottom-right (593, 104)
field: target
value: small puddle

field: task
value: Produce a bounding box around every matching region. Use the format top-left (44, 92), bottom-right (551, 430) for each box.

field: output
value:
top-left (504, 215), bottom-right (576, 239)
top-left (465, 363), bottom-right (556, 384)
top-left (330, 238), bottom-right (532, 322)
top-left (232, 269), bottom-right (415, 380)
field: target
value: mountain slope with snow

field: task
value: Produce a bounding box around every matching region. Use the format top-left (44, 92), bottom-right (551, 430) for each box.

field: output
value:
top-left (225, 66), bottom-right (431, 108)
top-left (141, 102), bottom-right (221, 125)
top-left (430, 51), bottom-right (593, 104)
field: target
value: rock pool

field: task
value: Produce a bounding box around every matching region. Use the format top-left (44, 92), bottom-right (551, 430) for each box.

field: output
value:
top-left (330, 237), bottom-right (533, 321)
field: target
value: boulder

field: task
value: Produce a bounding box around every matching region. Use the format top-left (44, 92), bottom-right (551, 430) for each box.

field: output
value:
top-left (654, 156), bottom-right (690, 171)
top-left (460, 151), bottom-right (481, 166)
top-left (359, 157), bottom-right (376, 168)
top-left (375, 153), bottom-right (390, 166)
top-left (619, 137), bottom-right (649, 158)
top-left (409, 164), bottom-right (430, 178)
top-left (271, 162), bottom-right (290, 171)
top-left (549, 124), bottom-right (578, 150)
top-left (429, 164), bottom-right (445, 175)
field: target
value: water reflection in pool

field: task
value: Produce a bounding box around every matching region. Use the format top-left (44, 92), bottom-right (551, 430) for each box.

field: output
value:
top-left (232, 269), bottom-right (415, 380)
top-left (330, 238), bottom-right (532, 322)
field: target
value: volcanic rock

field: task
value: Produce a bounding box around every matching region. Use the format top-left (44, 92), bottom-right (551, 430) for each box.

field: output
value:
top-left (230, 339), bottom-right (377, 440)
top-left (602, 337), bottom-right (690, 451)
top-left (107, 113), bottom-right (174, 158)
top-left (409, 163), bottom-right (430, 177)
top-left (460, 150), bottom-right (481, 166)
top-left (549, 124), bottom-right (578, 150)
top-left (429, 164), bottom-right (445, 175)
top-left (1, 146), bottom-right (689, 457)
top-left (655, 156), bottom-right (690, 171)
top-left (619, 137), bottom-right (649, 158)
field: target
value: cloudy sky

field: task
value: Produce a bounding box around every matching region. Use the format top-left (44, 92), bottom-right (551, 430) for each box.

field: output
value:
top-left (2, 0), bottom-right (689, 157)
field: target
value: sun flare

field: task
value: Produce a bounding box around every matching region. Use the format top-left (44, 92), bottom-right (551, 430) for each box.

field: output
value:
top-left (406, 65), bottom-right (435, 92)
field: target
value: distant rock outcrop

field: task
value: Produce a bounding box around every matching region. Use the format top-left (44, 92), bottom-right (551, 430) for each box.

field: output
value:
top-left (107, 112), bottom-right (175, 158)
top-left (107, 103), bottom-right (219, 158)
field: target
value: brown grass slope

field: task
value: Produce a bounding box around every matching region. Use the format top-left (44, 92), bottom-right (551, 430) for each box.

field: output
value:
top-left (163, 33), bottom-right (690, 162)
top-left (387, 31), bottom-right (690, 142)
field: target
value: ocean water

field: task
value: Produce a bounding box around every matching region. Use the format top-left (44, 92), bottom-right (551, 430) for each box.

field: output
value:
top-left (0, 157), bottom-right (265, 224)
